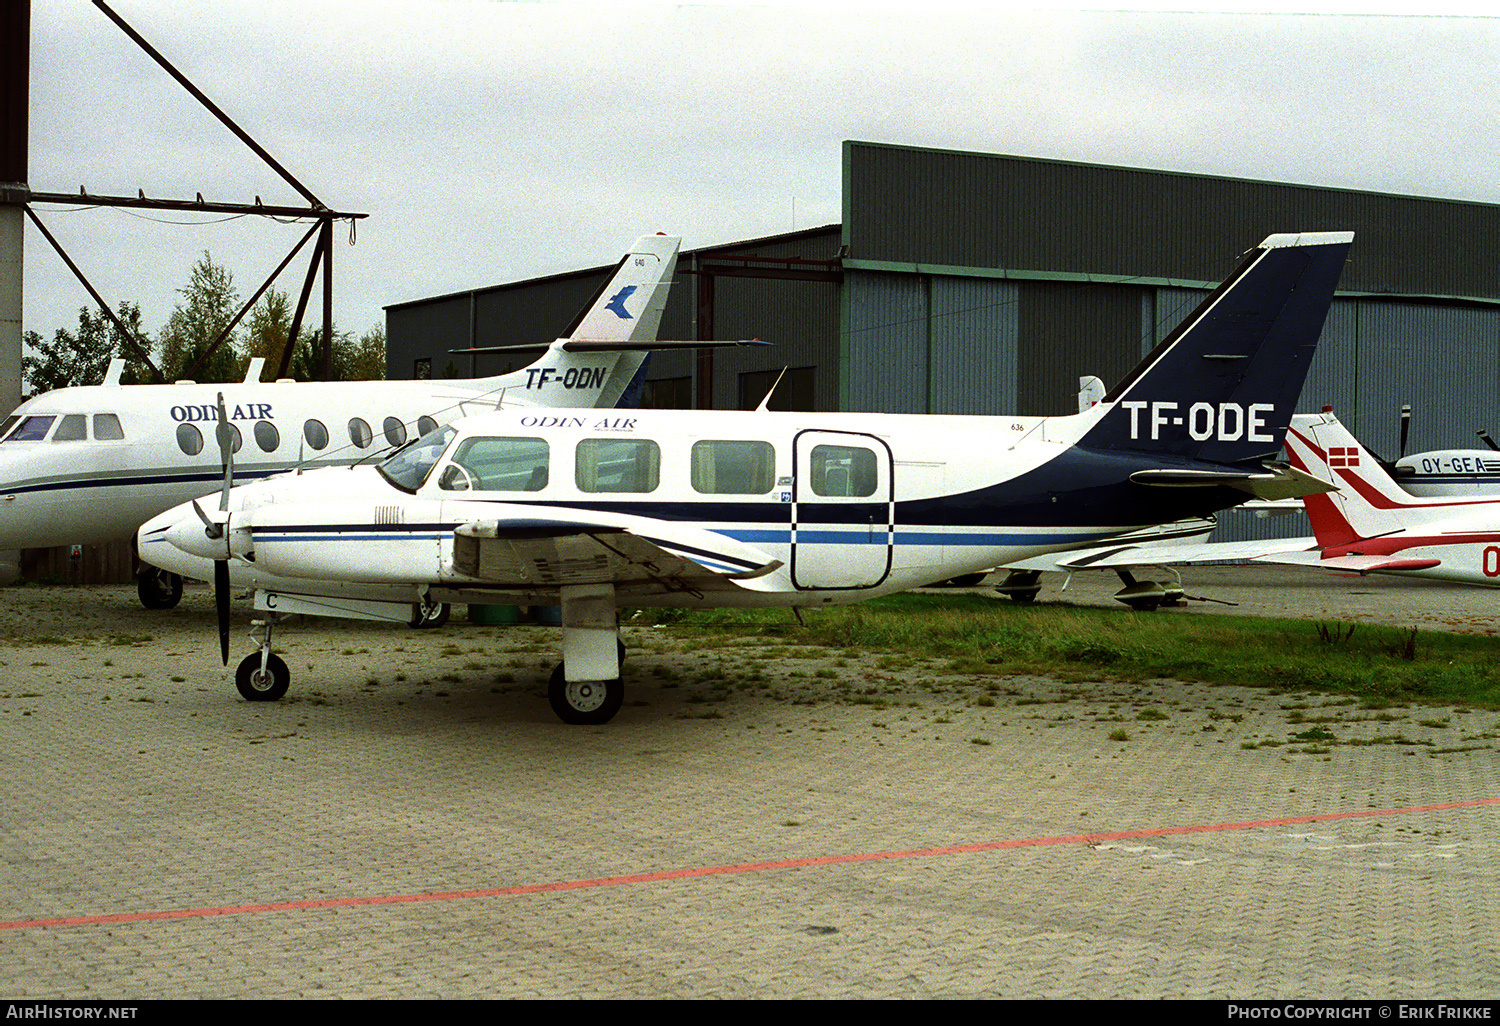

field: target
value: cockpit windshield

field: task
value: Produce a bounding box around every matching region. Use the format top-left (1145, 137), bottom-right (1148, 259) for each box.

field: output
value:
top-left (1, 416), bottom-right (57, 442)
top-left (376, 424), bottom-right (457, 493)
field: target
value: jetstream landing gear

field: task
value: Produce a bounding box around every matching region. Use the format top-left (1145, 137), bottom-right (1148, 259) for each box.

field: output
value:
top-left (137, 567), bottom-right (183, 610)
top-left (546, 583), bottom-right (625, 725)
top-left (236, 618), bottom-right (289, 701)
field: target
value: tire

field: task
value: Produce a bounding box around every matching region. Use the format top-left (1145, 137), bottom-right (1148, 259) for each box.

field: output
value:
top-left (137, 569), bottom-right (183, 610)
top-left (547, 663), bottom-right (623, 725)
top-left (236, 652), bottom-right (290, 702)
top-left (408, 602), bottom-right (451, 629)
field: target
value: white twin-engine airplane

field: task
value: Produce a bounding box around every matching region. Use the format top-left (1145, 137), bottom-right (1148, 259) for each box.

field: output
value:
top-left (0, 234), bottom-right (758, 596)
top-left (139, 231), bottom-right (1353, 724)
top-left (1255, 408), bottom-right (1500, 586)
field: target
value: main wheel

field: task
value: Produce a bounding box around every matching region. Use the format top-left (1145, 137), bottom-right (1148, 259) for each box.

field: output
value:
top-left (408, 602), bottom-right (451, 629)
top-left (547, 663), bottom-right (623, 725)
top-left (236, 652), bottom-right (290, 702)
top-left (137, 568), bottom-right (183, 610)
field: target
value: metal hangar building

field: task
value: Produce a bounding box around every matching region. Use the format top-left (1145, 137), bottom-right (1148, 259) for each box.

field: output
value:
top-left (387, 140), bottom-right (1500, 497)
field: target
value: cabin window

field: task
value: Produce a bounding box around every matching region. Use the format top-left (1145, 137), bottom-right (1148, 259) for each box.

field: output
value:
top-left (304, 419), bottom-right (329, 451)
top-left (440, 436), bottom-right (548, 492)
top-left (690, 440), bottom-right (776, 495)
top-left (576, 438), bottom-right (660, 493)
top-left (348, 418), bottom-right (373, 449)
top-left (254, 420), bottom-right (280, 453)
top-left (93, 414), bottom-right (124, 440)
top-left (52, 414), bottom-right (87, 442)
top-left (417, 415), bottom-right (438, 436)
top-left (215, 422), bottom-right (243, 455)
top-left (176, 423), bottom-right (204, 456)
top-left (808, 444), bottom-right (879, 497)
top-left (383, 417), bottom-right (407, 448)
top-left (7, 415), bottom-right (55, 441)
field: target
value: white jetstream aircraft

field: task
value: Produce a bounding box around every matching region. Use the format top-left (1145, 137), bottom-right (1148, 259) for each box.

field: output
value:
top-left (1257, 407), bottom-right (1500, 584)
top-left (140, 231), bottom-right (1353, 724)
top-left (0, 234), bottom-right (753, 599)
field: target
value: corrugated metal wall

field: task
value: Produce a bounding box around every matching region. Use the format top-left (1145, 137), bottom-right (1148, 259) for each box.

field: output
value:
top-left (843, 140), bottom-right (1500, 302)
top-left (930, 277), bottom-right (1017, 415)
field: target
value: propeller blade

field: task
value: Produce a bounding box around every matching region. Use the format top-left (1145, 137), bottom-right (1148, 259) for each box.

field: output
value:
top-left (191, 498), bottom-right (223, 540)
top-left (1398, 404), bottom-right (1411, 459)
top-left (1479, 429), bottom-right (1499, 453)
top-left (215, 559), bottom-right (231, 665)
top-left (216, 392), bottom-right (234, 512)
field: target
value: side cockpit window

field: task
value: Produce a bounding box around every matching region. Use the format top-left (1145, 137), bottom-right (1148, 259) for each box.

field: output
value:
top-left (93, 414), bottom-right (125, 440)
top-left (51, 415), bottom-right (87, 442)
top-left (440, 437), bottom-right (549, 492)
top-left (7, 415), bottom-right (56, 442)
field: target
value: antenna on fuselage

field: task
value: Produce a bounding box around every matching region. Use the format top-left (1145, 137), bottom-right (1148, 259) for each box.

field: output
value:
top-left (755, 368), bottom-right (789, 413)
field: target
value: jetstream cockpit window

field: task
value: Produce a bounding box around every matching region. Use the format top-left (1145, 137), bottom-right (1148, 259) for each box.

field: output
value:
top-left (93, 414), bottom-right (124, 440)
top-left (0, 415), bottom-right (19, 440)
top-left (377, 425), bottom-right (456, 493)
top-left (52, 415), bottom-right (87, 442)
top-left (5, 415), bottom-right (57, 442)
top-left (440, 436), bottom-right (549, 492)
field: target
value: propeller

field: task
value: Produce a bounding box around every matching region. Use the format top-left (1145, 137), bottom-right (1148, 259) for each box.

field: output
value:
top-left (1398, 404), bottom-right (1411, 459)
top-left (1479, 430), bottom-right (1499, 453)
top-left (211, 392), bottom-right (234, 664)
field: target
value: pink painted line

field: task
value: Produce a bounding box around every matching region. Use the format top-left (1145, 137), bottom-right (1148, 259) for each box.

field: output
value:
top-left (5, 797), bottom-right (1497, 931)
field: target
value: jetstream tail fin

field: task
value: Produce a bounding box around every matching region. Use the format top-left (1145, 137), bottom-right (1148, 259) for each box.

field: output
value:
top-left (456, 235), bottom-right (683, 409)
top-left (1283, 410), bottom-right (1488, 548)
top-left (1077, 232), bottom-right (1352, 465)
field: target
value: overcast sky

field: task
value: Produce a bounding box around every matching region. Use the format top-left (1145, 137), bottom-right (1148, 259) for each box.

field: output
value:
top-left (21, 0), bottom-right (1499, 350)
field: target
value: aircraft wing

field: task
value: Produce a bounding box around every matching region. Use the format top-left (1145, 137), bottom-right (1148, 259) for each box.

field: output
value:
top-left (1251, 550), bottom-right (1442, 574)
top-left (1003, 536), bottom-right (1317, 573)
top-left (452, 517), bottom-right (784, 594)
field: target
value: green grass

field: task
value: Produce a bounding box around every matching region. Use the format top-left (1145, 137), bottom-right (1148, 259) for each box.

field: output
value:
top-left (634, 594), bottom-right (1500, 709)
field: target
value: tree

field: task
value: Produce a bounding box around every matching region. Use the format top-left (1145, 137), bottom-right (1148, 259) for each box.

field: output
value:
top-left (243, 287), bottom-right (292, 381)
top-left (156, 252), bottom-right (242, 382)
top-left (21, 302), bottom-right (152, 397)
top-left (285, 322), bottom-right (387, 382)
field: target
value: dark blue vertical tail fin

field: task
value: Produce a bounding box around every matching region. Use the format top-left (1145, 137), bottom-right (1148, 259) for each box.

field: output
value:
top-left (1079, 232), bottom-right (1352, 464)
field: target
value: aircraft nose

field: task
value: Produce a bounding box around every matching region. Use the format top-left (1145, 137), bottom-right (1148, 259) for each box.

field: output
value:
top-left (161, 509), bottom-right (232, 562)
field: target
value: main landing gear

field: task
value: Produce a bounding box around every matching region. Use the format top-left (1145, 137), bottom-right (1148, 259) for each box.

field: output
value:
top-left (137, 567), bottom-right (183, 610)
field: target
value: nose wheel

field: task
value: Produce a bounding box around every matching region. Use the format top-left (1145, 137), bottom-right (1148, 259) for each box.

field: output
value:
top-left (547, 663), bottom-right (624, 725)
top-left (235, 618), bottom-right (289, 701)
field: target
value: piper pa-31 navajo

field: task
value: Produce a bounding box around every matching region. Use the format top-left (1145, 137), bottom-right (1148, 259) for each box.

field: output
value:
top-left (0, 234), bottom-right (758, 596)
top-left (139, 231), bottom-right (1353, 724)
top-left (1256, 408), bottom-right (1500, 586)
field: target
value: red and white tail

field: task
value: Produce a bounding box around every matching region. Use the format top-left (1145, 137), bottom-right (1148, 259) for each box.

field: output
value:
top-left (1284, 411), bottom-right (1500, 545)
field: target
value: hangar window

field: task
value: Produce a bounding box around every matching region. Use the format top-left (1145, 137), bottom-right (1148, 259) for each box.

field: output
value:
top-left (303, 419), bottom-right (329, 451)
top-left (383, 417), bottom-right (407, 448)
top-left (808, 444), bottom-right (878, 497)
top-left (93, 414), bottom-right (125, 440)
top-left (254, 420), bottom-right (280, 453)
top-left (440, 436), bottom-right (549, 492)
top-left (348, 418), bottom-right (373, 449)
top-left (690, 440), bottom-right (775, 495)
top-left (576, 438), bottom-right (660, 493)
top-left (176, 423), bottom-right (204, 456)
top-left (52, 414), bottom-right (87, 442)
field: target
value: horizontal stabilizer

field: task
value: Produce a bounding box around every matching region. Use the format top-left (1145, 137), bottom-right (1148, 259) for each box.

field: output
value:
top-left (1129, 463), bottom-right (1336, 500)
top-left (451, 339), bottom-right (770, 355)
